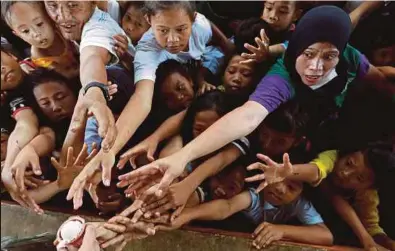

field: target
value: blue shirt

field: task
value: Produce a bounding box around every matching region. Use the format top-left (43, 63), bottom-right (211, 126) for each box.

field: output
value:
top-left (244, 188), bottom-right (323, 226)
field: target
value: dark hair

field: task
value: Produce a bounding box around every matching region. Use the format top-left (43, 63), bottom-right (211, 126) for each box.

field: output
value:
top-left (263, 99), bottom-right (310, 137)
top-left (121, 1), bottom-right (146, 19)
top-left (339, 141), bottom-right (395, 188)
top-left (181, 90), bottom-right (232, 144)
top-left (153, 59), bottom-right (198, 110)
top-left (234, 17), bottom-right (284, 54)
top-left (1, 1), bottom-right (43, 25)
top-left (30, 68), bottom-right (76, 94)
top-left (0, 37), bottom-right (20, 59)
top-left (144, 1), bottom-right (196, 20)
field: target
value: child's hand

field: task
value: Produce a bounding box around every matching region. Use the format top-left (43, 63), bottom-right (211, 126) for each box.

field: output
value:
top-left (240, 29), bottom-right (270, 64)
top-left (197, 81), bottom-right (216, 96)
top-left (24, 170), bottom-right (50, 189)
top-left (51, 144), bottom-right (98, 190)
top-left (113, 34), bottom-right (129, 59)
top-left (97, 193), bottom-right (125, 216)
top-left (154, 212), bottom-right (189, 232)
top-left (245, 153), bottom-right (293, 193)
top-left (252, 222), bottom-right (284, 249)
top-left (117, 136), bottom-right (158, 170)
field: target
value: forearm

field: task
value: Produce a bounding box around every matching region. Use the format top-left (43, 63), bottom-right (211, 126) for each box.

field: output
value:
top-left (28, 181), bottom-right (64, 204)
top-left (183, 145), bottom-right (241, 192)
top-left (4, 117), bottom-right (39, 169)
top-left (268, 44), bottom-right (286, 58)
top-left (351, 1), bottom-right (382, 17)
top-left (80, 52), bottom-right (109, 87)
top-left (288, 163), bottom-right (321, 185)
top-left (373, 234), bottom-right (395, 250)
top-left (181, 101), bottom-right (267, 163)
top-left (181, 198), bottom-right (237, 222)
top-left (280, 224), bottom-right (333, 246)
top-left (150, 110), bottom-right (186, 143)
top-left (109, 85), bottom-right (153, 154)
top-left (331, 195), bottom-right (372, 243)
top-left (27, 127), bottom-right (55, 157)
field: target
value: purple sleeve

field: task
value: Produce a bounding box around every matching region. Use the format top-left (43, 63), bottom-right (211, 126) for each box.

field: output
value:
top-left (249, 75), bottom-right (293, 113)
top-left (357, 53), bottom-right (370, 79)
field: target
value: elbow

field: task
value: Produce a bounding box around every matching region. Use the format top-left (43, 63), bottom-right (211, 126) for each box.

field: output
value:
top-left (316, 225), bottom-right (334, 246)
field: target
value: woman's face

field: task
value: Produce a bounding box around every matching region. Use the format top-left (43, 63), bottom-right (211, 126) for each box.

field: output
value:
top-left (9, 2), bottom-right (56, 49)
top-left (223, 55), bottom-right (255, 95)
top-left (160, 72), bottom-right (195, 111)
top-left (295, 42), bottom-right (340, 87)
top-left (121, 5), bottom-right (150, 44)
top-left (1, 51), bottom-right (23, 91)
top-left (332, 151), bottom-right (375, 191)
top-left (33, 81), bottom-right (77, 122)
top-left (192, 110), bottom-right (220, 139)
top-left (150, 8), bottom-right (194, 54)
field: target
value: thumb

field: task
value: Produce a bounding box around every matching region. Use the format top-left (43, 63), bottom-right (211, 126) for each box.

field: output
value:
top-left (31, 157), bottom-right (42, 176)
top-left (146, 149), bottom-right (155, 162)
top-left (155, 171), bottom-right (174, 197)
top-left (283, 153), bottom-right (292, 170)
top-left (171, 205), bottom-right (185, 222)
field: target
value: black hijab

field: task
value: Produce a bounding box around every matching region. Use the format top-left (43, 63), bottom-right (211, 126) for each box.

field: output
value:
top-left (283, 6), bottom-right (353, 127)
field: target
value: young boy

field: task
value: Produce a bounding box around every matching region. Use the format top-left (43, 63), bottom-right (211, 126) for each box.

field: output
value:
top-left (155, 179), bottom-right (333, 249)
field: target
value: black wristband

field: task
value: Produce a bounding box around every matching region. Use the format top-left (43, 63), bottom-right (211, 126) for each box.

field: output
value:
top-left (83, 82), bottom-right (111, 102)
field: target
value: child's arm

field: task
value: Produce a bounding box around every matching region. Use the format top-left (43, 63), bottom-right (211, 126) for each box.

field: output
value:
top-left (210, 22), bottom-right (235, 57)
top-left (156, 191), bottom-right (251, 231)
top-left (245, 151), bottom-right (337, 192)
top-left (118, 109), bottom-right (186, 168)
top-left (349, 1), bottom-right (383, 29)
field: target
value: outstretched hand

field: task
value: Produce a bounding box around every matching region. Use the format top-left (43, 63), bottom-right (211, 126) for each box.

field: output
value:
top-left (117, 136), bottom-right (158, 170)
top-left (240, 29), bottom-right (271, 64)
top-left (245, 153), bottom-right (293, 193)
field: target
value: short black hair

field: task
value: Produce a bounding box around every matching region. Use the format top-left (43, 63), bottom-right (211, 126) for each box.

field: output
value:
top-left (30, 67), bottom-right (74, 91)
top-left (181, 90), bottom-right (235, 145)
top-left (263, 99), bottom-right (310, 137)
top-left (1, 1), bottom-right (43, 26)
top-left (234, 17), bottom-right (284, 54)
top-left (144, 1), bottom-right (196, 21)
top-left (153, 59), bottom-right (198, 109)
top-left (0, 37), bottom-right (20, 59)
top-left (120, 1), bottom-right (146, 19)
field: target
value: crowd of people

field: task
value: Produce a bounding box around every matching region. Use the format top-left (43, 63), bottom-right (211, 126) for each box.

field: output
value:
top-left (1, 1), bottom-right (394, 250)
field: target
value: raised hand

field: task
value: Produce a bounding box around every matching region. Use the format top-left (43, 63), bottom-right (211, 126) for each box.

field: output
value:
top-left (117, 136), bottom-right (158, 170)
top-left (240, 29), bottom-right (270, 64)
top-left (245, 153), bottom-right (293, 193)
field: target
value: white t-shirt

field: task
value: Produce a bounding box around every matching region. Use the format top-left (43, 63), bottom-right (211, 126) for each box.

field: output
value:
top-left (107, 0), bottom-right (121, 23)
top-left (134, 13), bottom-right (213, 84)
top-left (80, 8), bottom-right (133, 65)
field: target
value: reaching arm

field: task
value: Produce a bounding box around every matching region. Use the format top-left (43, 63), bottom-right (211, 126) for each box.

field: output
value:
top-left (27, 181), bottom-right (63, 204)
top-left (150, 110), bottom-right (186, 144)
top-left (210, 22), bottom-right (235, 57)
top-left (349, 1), bottom-right (383, 29)
top-left (181, 101), bottom-right (267, 165)
top-left (80, 46), bottom-right (111, 87)
top-left (3, 109), bottom-right (39, 170)
top-left (272, 224), bottom-right (333, 246)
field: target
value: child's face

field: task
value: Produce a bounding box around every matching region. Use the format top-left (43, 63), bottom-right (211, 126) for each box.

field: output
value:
top-left (44, 1), bottom-right (95, 41)
top-left (258, 124), bottom-right (298, 158)
top-left (33, 81), bottom-right (77, 122)
top-left (1, 133), bottom-right (9, 161)
top-left (261, 1), bottom-right (299, 32)
top-left (1, 51), bottom-right (23, 91)
top-left (9, 2), bottom-right (55, 49)
top-left (121, 5), bottom-right (150, 44)
top-left (222, 55), bottom-right (255, 96)
top-left (295, 42), bottom-right (340, 87)
top-left (370, 45), bottom-right (395, 67)
top-left (263, 179), bottom-right (303, 206)
top-left (149, 8), bottom-right (194, 54)
top-left (192, 110), bottom-right (220, 139)
top-left (332, 151), bottom-right (375, 191)
top-left (210, 165), bottom-right (245, 200)
top-left (160, 72), bottom-right (195, 111)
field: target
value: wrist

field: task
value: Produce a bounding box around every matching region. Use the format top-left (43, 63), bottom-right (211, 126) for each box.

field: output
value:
top-left (85, 87), bottom-right (107, 103)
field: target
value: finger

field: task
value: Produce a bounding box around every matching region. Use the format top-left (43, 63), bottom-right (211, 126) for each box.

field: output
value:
top-left (129, 156), bottom-right (138, 170)
top-left (246, 162), bottom-right (265, 171)
top-left (143, 196), bottom-right (169, 212)
top-left (131, 209), bottom-right (144, 223)
top-left (240, 52), bottom-right (256, 60)
top-left (65, 147), bottom-right (74, 168)
top-left (120, 199), bottom-right (144, 217)
top-left (117, 156), bottom-right (129, 170)
top-left (87, 183), bottom-right (99, 205)
top-left (133, 222), bottom-right (156, 235)
top-left (75, 144), bottom-right (89, 165)
top-left (110, 215), bottom-right (131, 225)
top-left (24, 192), bottom-right (44, 214)
top-left (50, 157), bottom-right (63, 171)
top-left (24, 178), bottom-right (38, 188)
top-left (239, 59), bottom-right (255, 65)
top-left (86, 144), bottom-right (98, 163)
top-left (30, 157), bottom-right (42, 176)
top-left (257, 154), bottom-right (277, 167)
top-left (27, 177), bottom-right (51, 187)
top-left (146, 148), bottom-right (155, 162)
top-left (101, 234), bottom-right (125, 249)
top-left (155, 171), bottom-right (175, 198)
top-left (103, 222), bottom-right (126, 233)
top-left (261, 29), bottom-right (270, 46)
top-left (73, 184), bottom-right (85, 210)
top-left (283, 153), bottom-right (292, 170)
top-left (244, 43), bottom-right (260, 54)
top-left (244, 174), bottom-right (265, 183)
top-left (118, 165), bottom-right (161, 181)
top-left (155, 224), bottom-right (172, 231)
top-left (151, 201), bottom-right (174, 216)
top-left (101, 155), bottom-right (114, 187)
top-left (253, 222), bottom-right (267, 236)
top-left (255, 37), bottom-right (266, 50)
top-left (101, 111), bottom-right (117, 152)
top-left (256, 181), bottom-right (268, 193)
top-left (114, 240), bottom-right (127, 251)
top-left (15, 164), bottom-right (27, 193)
top-left (263, 235), bottom-right (276, 248)
top-left (170, 205), bottom-right (185, 222)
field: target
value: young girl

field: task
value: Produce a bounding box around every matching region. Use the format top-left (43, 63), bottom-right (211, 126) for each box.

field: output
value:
top-left (246, 143), bottom-right (395, 250)
top-left (2, 1), bottom-right (80, 79)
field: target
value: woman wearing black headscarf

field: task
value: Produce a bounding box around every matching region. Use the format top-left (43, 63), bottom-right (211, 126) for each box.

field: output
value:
top-left (118, 5), bottom-right (394, 215)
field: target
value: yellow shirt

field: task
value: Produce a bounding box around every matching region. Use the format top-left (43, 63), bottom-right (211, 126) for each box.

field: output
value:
top-left (310, 150), bottom-right (338, 186)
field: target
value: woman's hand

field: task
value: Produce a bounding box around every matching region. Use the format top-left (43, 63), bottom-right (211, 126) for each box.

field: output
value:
top-left (117, 136), bottom-right (158, 170)
top-left (245, 153), bottom-right (293, 193)
top-left (240, 29), bottom-right (270, 64)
